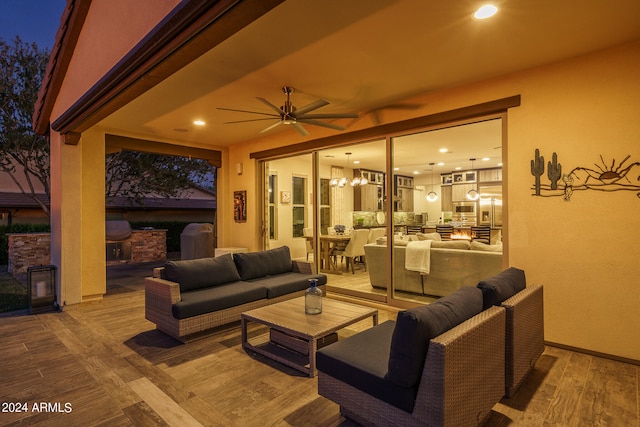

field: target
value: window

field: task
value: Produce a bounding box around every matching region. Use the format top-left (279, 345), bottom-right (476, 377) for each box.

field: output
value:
top-left (268, 173), bottom-right (277, 239)
top-left (292, 176), bottom-right (306, 237)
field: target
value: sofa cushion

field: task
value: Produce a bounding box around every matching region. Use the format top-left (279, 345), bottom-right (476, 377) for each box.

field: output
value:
top-left (171, 281), bottom-right (267, 319)
top-left (470, 240), bottom-right (503, 252)
top-left (386, 286), bottom-right (483, 388)
top-left (416, 232), bottom-right (442, 241)
top-left (233, 246), bottom-right (293, 280)
top-left (248, 272), bottom-right (327, 298)
top-left (164, 254), bottom-right (241, 293)
top-left (431, 240), bottom-right (470, 249)
top-left (317, 321), bottom-right (418, 412)
top-left (477, 267), bottom-right (526, 310)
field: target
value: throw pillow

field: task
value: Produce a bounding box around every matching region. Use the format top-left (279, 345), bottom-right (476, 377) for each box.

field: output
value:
top-left (386, 286), bottom-right (483, 388)
top-left (164, 254), bottom-right (241, 293)
top-left (477, 267), bottom-right (526, 310)
top-left (233, 246), bottom-right (292, 280)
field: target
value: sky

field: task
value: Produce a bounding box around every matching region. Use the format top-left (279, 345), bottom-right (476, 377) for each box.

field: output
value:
top-left (0, 0), bottom-right (67, 50)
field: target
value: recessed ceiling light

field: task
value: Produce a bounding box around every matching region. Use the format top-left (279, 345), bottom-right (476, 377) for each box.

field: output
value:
top-left (455, 166), bottom-right (462, 170)
top-left (353, 160), bottom-right (360, 164)
top-left (439, 148), bottom-right (448, 153)
top-left (393, 167), bottom-right (400, 171)
top-left (193, 120), bottom-right (206, 126)
top-left (474, 4), bottom-right (498, 20)
top-left (413, 171), bottom-right (420, 175)
top-left (437, 162), bottom-right (445, 166)
top-left (482, 157), bottom-right (490, 161)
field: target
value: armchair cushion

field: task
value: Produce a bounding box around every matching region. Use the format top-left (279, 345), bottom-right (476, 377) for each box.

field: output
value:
top-left (386, 286), bottom-right (483, 387)
top-left (478, 267), bottom-right (526, 310)
top-left (164, 254), bottom-right (241, 292)
top-left (233, 246), bottom-right (292, 280)
top-left (316, 321), bottom-right (418, 412)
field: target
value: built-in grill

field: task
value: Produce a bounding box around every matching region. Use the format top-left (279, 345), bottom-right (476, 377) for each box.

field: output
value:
top-left (106, 220), bottom-right (132, 261)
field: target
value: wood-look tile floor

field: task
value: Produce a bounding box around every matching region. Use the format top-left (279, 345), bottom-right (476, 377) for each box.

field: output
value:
top-left (0, 261), bottom-right (638, 426)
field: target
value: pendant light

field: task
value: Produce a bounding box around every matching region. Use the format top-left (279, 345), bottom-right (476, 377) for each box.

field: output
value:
top-left (426, 162), bottom-right (439, 202)
top-left (466, 158), bottom-right (480, 201)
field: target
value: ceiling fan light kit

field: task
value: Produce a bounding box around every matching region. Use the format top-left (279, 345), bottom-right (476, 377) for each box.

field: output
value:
top-left (218, 86), bottom-right (358, 136)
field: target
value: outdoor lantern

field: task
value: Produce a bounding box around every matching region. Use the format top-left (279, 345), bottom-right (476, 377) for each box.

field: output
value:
top-left (27, 265), bottom-right (57, 314)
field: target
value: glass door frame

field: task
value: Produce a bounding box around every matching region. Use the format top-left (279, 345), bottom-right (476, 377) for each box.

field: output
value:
top-left (252, 97), bottom-right (518, 308)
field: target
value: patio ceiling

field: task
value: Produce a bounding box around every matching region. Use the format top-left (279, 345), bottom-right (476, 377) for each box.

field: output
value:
top-left (97, 0), bottom-right (640, 172)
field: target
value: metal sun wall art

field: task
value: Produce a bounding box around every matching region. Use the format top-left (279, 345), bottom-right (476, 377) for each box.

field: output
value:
top-left (531, 149), bottom-right (640, 201)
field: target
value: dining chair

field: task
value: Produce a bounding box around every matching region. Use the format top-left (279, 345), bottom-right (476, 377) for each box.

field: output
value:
top-left (303, 227), bottom-right (314, 260)
top-left (341, 229), bottom-right (370, 274)
top-left (367, 227), bottom-right (386, 244)
top-left (436, 224), bottom-right (453, 240)
top-left (471, 225), bottom-right (491, 244)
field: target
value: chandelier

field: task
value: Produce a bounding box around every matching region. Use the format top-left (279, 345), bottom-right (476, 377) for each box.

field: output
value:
top-left (330, 152), bottom-right (369, 187)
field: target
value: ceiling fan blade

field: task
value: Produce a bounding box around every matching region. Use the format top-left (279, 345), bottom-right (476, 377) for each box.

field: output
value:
top-left (256, 97), bottom-right (284, 115)
top-left (259, 120), bottom-right (283, 134)
top-left (298, 119), bottom-right (346, 131)
top-left (297, 113), bottom-right (359, 119)
top-left (224, 118), bottom-right (281, 124)
top-left (291, 122), bottom-right (309, 136)
top-left (293, 99), bottom-right (329, 116)
top-left (216, 107), bottom-right (278, 117)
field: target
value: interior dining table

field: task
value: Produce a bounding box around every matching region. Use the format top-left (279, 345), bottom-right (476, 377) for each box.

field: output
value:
top-left (305, 234), bottom-right (351, 274)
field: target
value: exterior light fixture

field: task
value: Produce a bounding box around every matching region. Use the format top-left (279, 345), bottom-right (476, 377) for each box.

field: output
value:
top-left (426, 163), bottom-right (439, 202)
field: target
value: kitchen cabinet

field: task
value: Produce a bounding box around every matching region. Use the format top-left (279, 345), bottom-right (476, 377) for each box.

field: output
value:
top-left (360, 169), bottom-right (385, 185)
top-left (478, 168), bottom-right (502, 182)
top-left (395, 187), bottom-right (414, 212)
top-left (394, 175), bottom-right (414, 212)
top-left (452, 183), bottom-right (477, 201)
top-left (355, 183), bottom-right (384, 211)
top-left (440, 185), bottom-right (452, 212)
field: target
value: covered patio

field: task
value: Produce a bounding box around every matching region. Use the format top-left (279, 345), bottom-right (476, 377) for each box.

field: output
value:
top-left (0, 262), bottom-right (637, 426)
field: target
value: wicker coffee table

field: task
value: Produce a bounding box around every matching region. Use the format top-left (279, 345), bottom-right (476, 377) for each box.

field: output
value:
top-left (241, 297), bottom-right (378, 377)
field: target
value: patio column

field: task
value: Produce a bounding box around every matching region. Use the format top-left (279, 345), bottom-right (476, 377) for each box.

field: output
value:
top-left (50, 127), bottom-right (106, 309)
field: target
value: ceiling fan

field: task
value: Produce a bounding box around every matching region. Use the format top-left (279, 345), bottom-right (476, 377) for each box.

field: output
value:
top-left (217, 86), bottom-right (358, 136)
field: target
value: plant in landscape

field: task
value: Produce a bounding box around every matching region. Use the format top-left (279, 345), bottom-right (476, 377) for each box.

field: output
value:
top-left (0, 37), bottom-right (51, 216)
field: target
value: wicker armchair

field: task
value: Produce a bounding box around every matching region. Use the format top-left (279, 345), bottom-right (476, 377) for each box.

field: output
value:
top-left (502, 285), bottom-right (544, 397)
top-left (318, 306), bottom-right (506, 427)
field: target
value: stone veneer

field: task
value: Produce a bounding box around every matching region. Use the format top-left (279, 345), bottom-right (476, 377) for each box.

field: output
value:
top-left (7, 233), bottom-right (51, 275)
top-left (8, 230), bottom-right (167, 274)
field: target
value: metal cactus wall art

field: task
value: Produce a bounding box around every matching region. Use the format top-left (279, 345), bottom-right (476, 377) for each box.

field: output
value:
top-left (530, 149), bottom-right (640, 200)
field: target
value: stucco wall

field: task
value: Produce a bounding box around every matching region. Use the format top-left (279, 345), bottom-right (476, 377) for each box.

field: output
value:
top-left (225, 41), bottom-right (640, 360)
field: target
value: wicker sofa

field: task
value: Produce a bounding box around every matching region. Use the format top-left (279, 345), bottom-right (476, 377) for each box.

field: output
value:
top-left (145, 246), bottom-right (327, 342)
top-left (364, 238), bottom-right (503, 296)
top-left (317, 267), bottom-right (544, 426)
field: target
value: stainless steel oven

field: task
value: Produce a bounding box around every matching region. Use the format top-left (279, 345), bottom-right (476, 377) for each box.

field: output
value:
top-left (452, 201), bottom-right (477, 226)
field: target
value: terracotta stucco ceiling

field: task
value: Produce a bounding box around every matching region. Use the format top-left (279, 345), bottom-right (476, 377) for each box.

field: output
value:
top-left (99, 0), bottom-right (640, 161)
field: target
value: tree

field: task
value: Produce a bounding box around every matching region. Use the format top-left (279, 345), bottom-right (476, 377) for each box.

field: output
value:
top-left (0, 37), bottom-right (51, 216)
top-left (105, 150), bottom-right (216, 204)
top-left (1, 37), bottom-right (216, 216)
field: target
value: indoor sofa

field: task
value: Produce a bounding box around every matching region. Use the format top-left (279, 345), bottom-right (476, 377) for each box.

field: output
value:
top-left (364, 237), bottom-right (503, 296)
top-left (145, 246), bottom-right (327, 342)
top-left (317, 267), bottom-right (544, 426)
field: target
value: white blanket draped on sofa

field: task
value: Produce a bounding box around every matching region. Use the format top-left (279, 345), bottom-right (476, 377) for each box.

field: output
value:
top-left (405, 240), bottom-right (432, 275)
